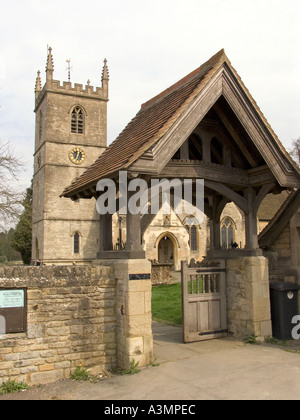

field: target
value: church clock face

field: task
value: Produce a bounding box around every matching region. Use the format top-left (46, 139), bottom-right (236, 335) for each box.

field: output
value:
top-left (69, 147), bottom-right (86, 165)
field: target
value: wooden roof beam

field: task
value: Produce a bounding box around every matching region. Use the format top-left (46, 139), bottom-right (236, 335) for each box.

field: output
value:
top-left (213, 103), bottom-right (257, 168)
top-left (205, 181), bottom-right (248, 213)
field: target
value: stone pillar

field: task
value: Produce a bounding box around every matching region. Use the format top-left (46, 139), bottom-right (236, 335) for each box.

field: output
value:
top-left (102, 258), bottom-right (153, 369)
top-left (226, 256), bottom-right (272, 339)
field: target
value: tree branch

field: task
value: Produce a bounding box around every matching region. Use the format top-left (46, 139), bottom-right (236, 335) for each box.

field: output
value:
top-left (0, 140), bottom-right (25, 230)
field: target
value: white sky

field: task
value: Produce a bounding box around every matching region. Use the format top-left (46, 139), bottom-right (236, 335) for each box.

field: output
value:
top-left (0, 0), bottom-right (300, 189)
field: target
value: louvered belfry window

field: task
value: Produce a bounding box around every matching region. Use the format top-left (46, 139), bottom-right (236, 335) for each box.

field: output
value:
top-left (71, 106), bottom-right (84, 134)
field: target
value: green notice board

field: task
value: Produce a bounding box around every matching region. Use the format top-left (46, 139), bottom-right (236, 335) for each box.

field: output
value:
top-left (0, 290), bottom-right (25, 308)
top-left (0, 289), bottom-right (27, 333)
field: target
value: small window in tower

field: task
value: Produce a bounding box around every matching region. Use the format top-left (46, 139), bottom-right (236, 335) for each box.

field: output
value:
top-left (71, 106), bottom-right (84, 134)
top-left (74, 232), bottom-right (80, 254)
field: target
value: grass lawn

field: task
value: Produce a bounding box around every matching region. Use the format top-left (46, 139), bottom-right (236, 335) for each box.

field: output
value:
top-left (151, 283), bottom-right (182, 326)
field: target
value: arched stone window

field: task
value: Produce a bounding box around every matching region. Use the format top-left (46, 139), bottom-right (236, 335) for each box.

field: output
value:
top-left (221, 218), bottom-right (236, 249)
top-left (190, 226), bottom-right (198, 251)
top-left (71, 106), bottom-right (84, 134)
top-left (73, 232), bottom-right (80, 254)
top-left (185, 217), bottom-right (199, 251)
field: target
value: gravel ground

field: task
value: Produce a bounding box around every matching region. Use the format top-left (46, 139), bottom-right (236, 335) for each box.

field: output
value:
top-left (0, 376), bottom-right (111, 400)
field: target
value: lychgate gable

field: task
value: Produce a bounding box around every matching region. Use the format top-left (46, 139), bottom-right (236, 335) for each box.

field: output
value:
top-left (62, 49), bottom-right (300, 258)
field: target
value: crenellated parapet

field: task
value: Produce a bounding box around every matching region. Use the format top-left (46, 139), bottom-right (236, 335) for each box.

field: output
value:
top-left (35, 47), bottom-right (109, 110)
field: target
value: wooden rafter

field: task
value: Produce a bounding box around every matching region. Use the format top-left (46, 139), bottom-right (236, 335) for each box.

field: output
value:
top-left (189, 135), bottom-right (203, 160)
top-left (213, 103), bottom-right (257, 168)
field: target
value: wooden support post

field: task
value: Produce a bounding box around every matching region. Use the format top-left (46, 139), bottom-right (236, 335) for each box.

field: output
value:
top-left (244, 184), bottom-right (275, 250)
top-left (180, 140), bottom-right (189, 160)
top-left (202, 135), bottom-right (211, 164)
top-left (99, 213), bottom-right (113, 251)
top-left (208, 193), bottom-right (226, 250)
top-left (245, 188), bottom-right (259, 250)
top-left (126, 211), bottom-right (142, 252)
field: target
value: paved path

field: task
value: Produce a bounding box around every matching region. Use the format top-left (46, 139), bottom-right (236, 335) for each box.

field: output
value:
top-left (61, 322), bottom-right (300, 400)
top-left (2, 321), bottom-right (300, 400)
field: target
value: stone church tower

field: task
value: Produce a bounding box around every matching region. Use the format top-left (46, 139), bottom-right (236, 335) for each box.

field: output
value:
top-left (32, 47), bottom-right (108, 264)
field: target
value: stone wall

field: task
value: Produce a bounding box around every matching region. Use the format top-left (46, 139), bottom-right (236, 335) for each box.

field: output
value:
top-left (0, 265), bottom-right (117, 385)
top-left (263, 222), bottom-right (299, 284)
top-left (151, 264), bottom-right (172, 285)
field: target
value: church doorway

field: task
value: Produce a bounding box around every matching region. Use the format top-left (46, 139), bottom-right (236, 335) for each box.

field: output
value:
top-left (158, 234), bottom-right (175, 269)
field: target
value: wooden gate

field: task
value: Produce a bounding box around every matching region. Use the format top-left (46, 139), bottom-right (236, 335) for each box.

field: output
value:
top-left (181, 261), bottom-right (227, 343)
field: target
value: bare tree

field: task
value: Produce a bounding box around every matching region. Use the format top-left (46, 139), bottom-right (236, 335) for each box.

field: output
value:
top-left (0, 141), bottom-right (25, 230)
top-left (289, 137), bottom-right (300, 166)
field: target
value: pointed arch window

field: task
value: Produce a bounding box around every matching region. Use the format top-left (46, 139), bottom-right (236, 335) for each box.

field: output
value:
top-left (221, 218), bottom-right (236, 249)
top-left (71, 106), bottom-right (84, 134)
top-left (74, 232), bottom-right (80, 254)
top-left (190, 226), bottom-right (198, 251)
top-left (185, 219), bottom-right (199, 251)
